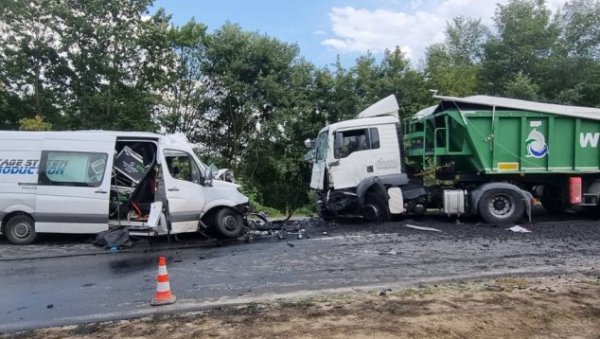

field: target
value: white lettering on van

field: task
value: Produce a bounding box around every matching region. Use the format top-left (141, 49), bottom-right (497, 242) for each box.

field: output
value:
top-left (580, 132), bottom-right (600, 148)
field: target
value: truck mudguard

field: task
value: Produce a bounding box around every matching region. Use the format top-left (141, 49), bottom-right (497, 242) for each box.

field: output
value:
top-left (469, 182), bottom-right (533, 221)
top-left (356, 174), bottom-right (409, 207)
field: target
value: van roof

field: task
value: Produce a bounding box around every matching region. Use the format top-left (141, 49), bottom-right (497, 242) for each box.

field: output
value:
top-left (0, 130), bottom-right (161, 139)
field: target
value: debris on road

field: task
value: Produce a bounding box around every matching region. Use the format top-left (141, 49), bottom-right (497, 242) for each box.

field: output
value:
top-left (405, 224), bottom-right (442, 232)
top-left (93, 226), bottom-right (133, 249)
top-left (379, 288), bottom-right (392, 296)
top-left (245, 216), bottom-right (331, 242)
top-left (507, 225), bottom-right (532, 233)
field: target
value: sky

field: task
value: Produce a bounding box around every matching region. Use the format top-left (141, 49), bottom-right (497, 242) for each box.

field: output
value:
top-left (151, 0), bottom-right (569, 68)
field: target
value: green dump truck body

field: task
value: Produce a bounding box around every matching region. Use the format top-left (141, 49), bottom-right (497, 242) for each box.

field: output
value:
top-left (405, 95), bottom-right (600, 175)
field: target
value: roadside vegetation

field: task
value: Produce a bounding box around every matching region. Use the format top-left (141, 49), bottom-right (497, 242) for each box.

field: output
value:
top-left (2, 0), bottom-right (600, 215)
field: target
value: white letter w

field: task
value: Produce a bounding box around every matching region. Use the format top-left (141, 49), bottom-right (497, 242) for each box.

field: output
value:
top-left (580, 133), bottom-right (600, 148)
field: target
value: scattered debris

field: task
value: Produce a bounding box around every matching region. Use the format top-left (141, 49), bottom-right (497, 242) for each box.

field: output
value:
top-left (507, 225), bottom-right (531, 233)
top-left (93, 226), bottom-right (133, 249)
top-left (405, 224), bottom-right (442, 232)
top-left (46, 304), bottom-right (54, 309)
top-left (379, 288), bottom-right (392, 296)
top-left (287, 242), bottom-right (295, 248)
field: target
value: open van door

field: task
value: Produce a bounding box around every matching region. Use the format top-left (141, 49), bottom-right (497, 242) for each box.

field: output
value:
top-left (35, 134), bottom-right (116, 233)
top-left (160, 147), bottom-right (206, 233)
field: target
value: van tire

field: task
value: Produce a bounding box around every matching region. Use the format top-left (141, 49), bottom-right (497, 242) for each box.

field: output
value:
top-left (5, 215), bottom-right (37, 245)
top-left (479, 189), bottom-right (525, 225)
top-left (364, 193), bottom-right (390, 222)
top-left (214, 208), bottom-right (244, 238)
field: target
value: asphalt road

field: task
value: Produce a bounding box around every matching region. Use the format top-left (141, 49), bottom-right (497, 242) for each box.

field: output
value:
top-left (1, 211), bottom-right (600, 333)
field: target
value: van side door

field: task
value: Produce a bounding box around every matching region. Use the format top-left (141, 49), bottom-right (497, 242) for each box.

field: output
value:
top-left (161, 148), bottom-right (206, 233)
top-left (35, 135), bottom-right (116, 233)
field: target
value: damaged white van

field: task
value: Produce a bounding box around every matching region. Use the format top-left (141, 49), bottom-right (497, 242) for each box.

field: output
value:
top-left (0, 131), bottom-right (249, 244)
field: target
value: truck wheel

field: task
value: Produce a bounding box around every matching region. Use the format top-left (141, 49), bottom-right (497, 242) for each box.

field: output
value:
top-left (214, 208), bottom-right (244, 238)
top-left (5, 215), bottom-right (37, 245)
top-left (479, 189), bottom-right (525, 225)
top-left (364, 193), bottom-right (390, 222)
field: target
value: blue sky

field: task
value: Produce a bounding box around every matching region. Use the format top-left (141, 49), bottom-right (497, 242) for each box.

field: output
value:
top-left (151, 0), bottom-right (568, 68)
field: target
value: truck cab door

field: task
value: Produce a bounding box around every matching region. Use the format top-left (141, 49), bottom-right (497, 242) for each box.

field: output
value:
top-left (328, 126), bottom-right (400, 189)
top-left (35, 134), bottom-right (116, 233)
top-left (310, 130), bottom-right (329, 190)
top-left (160, 147), bottom-right (206, 233)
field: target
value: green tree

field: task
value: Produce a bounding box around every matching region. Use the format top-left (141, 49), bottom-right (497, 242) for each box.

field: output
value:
top-left (0, 0), bottom-right (175, 131)
top-left (424, 17), bottom-right (487, 97)
top-left (159, 20), bottom-right (210, 142)
top-left (18, 115), bottom-right (53, 131)
top-left (479, 0), bottom-right (559, 95)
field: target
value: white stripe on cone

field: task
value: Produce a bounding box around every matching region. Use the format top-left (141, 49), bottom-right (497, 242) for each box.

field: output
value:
top-left (156, 281), bottom-right (171, 292)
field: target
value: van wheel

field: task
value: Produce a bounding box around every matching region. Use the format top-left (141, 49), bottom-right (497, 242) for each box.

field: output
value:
top-left (214, 208), bottom-right (244, 238)
top-left (479, 189), bottom-right (525, 225)
top-left (5, 215), bottom-right (37, 245)
top-left (364, 193), bottom-right (390, 222)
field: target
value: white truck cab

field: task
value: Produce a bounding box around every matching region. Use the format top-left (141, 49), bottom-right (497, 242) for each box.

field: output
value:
top-left (306, 95), bottom-right (426, 221)
top-left (0, 131), bottom-right (249, 244)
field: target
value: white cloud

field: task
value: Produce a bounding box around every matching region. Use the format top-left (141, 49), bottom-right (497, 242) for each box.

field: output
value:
top-left (313, 29), bottom-right (327, 36)
top-left (322, 0), bottom-right (569, 61)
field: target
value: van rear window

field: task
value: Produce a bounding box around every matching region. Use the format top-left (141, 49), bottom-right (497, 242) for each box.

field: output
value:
top-left (38, 151), bottom-right (108, 187)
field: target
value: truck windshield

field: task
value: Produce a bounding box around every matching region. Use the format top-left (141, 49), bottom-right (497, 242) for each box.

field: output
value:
top-left (315, 130), bottom-right (328, 162)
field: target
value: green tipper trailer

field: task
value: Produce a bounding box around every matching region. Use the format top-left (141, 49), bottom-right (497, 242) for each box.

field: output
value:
top-left (405, 95), bottom-right (600, 175)
top-left (405, 95), bottom-right (600, 218)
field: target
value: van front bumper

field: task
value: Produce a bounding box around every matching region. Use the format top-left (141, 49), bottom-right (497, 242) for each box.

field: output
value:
top-left (234, 203), bottom-right (251, 216)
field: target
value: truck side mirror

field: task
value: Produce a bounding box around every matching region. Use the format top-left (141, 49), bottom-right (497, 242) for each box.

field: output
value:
top-left (304, 138), bottom-right (315, 149)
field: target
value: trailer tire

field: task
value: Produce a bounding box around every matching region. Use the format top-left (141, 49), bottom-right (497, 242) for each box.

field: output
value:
top-left (214, 208), bottom-right (244, 238)
top-left (5, 215), bottom-right (37, 245)
top-left (364, 193), bottom-right (390, 222)
top-left (478, 189), bottom-right (525, 225)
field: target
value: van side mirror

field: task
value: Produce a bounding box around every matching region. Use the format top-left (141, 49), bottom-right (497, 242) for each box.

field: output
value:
top-left (204, 164), bottom-right (218, 186)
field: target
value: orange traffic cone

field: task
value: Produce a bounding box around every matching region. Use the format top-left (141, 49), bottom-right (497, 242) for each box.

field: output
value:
top-left (151, 256), bottom-right (176, 306)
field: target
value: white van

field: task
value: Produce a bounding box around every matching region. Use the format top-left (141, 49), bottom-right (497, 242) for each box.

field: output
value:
top-left (0, 131), bottom-right (250, 244)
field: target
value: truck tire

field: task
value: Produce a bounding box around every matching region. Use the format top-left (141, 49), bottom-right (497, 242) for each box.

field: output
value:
top-left (364, 192), bottom-right (390, 222)
top-left (214, 208), bottom-right (244, 238)
top-left (478, 189), bottom-right (525, 225)
top-left (5, 215), bottom-right (37, 245)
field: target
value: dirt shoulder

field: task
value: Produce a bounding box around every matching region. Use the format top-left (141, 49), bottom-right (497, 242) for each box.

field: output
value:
top-left (7, 274), bottom-right (600, 339)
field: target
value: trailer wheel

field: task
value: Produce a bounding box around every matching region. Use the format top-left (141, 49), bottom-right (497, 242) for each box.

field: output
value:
top-left (214, 208), bottom-right (244, 238)
top-left (364, 193), bottom-right (390, 222)
top-left (5, 215), bottom-right (37, 245)
top-left (479, 189), bottom-right (525, 225)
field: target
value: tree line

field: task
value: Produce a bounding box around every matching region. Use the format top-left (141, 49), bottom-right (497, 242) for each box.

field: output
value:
top-left (1, 0), bottom-right (599, 214)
